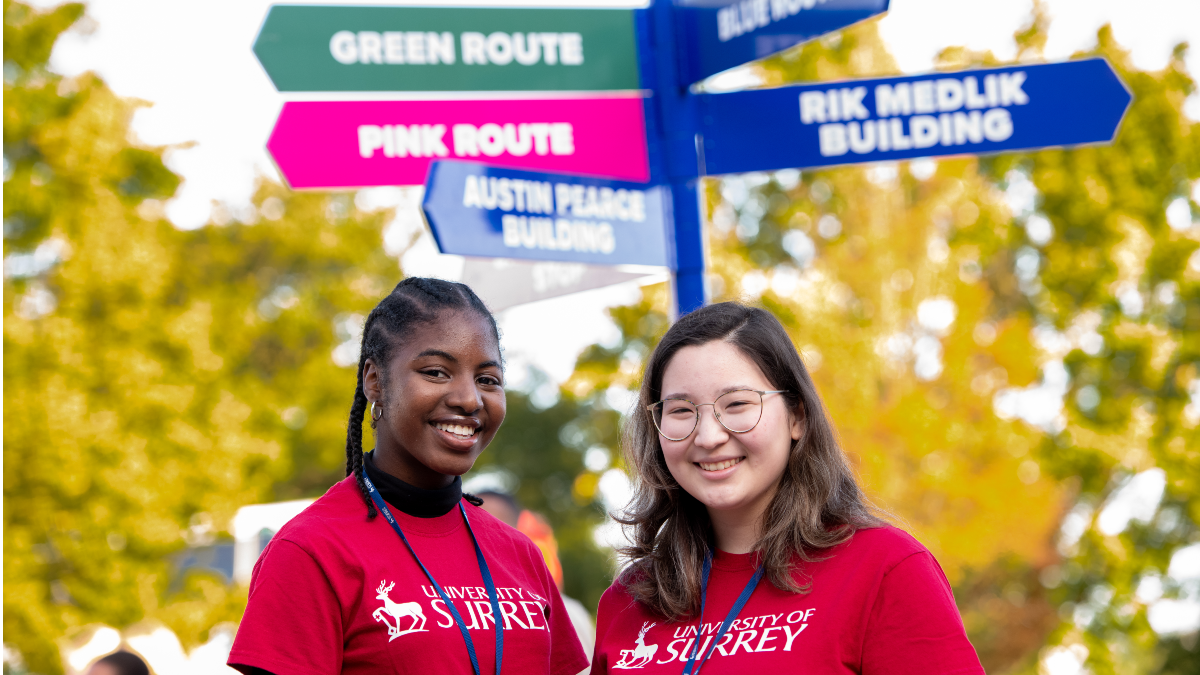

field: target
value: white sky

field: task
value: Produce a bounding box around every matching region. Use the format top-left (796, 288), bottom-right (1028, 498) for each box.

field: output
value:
top-left (33, 0), bottom-right (1200, 383)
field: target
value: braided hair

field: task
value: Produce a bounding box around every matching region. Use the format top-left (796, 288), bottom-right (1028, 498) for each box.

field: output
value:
top-left (345, 277), bottom-right (499, 518)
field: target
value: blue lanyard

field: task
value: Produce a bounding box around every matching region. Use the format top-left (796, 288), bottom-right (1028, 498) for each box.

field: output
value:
top-left (363, 472), bottom-right (503, 675)
top-left (681, 550), bottom-right (765, 675)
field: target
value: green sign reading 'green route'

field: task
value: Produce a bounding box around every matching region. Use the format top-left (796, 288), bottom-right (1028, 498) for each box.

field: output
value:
top-left (253, 5), bottom-right (641, 93)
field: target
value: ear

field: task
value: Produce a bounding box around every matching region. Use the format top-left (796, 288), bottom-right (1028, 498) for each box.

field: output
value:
top-left (363, 359), bottom-right (382, 404)
top-left (788, 400), bottom-right (806, 442)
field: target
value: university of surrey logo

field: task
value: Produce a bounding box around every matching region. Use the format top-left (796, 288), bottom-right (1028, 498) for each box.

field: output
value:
top-left (613, 621), bottom-right (658, 669)
top-left (372, 580), bottom-right (429, 641)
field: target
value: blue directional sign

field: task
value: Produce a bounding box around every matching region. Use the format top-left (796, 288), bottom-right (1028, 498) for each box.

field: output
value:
top-left (674, 0), bottom-right (889, 84)
top-left (422, 161), bottom-right (673, 267)
top-left (696, 58), bottom-right (1132, 176)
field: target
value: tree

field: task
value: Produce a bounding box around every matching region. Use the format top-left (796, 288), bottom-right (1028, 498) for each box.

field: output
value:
top-left (4, 2), bottom-right (401, 669)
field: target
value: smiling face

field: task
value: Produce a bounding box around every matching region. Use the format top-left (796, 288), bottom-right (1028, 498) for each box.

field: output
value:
top-left (364, 310), bottom-right (505, 490)
top-left (657, 340), bottom-right (801, 542)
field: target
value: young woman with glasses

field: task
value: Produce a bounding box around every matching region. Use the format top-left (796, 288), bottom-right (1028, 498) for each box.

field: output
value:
top-left (590, 302), bottom-right (983, 674)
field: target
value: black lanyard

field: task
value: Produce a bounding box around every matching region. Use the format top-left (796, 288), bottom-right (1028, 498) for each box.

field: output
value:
top-left (363, 472), bottom-right (503, 675)
top-left (681, 550), bottom-right (765, 675)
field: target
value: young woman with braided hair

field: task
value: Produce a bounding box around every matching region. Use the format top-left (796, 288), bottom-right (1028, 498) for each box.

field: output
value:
top-left (230, 277), bottom-right (587, 675)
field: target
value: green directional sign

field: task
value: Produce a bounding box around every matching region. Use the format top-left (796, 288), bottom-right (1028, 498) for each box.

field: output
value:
top-left (253, 5), bottom-right (641, 92)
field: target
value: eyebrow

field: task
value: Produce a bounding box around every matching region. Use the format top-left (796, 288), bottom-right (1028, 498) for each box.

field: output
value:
top-left (414, 350), bottom-right (503, 371)
top-left (415, 349), bottom-right (457, 362)
top-left (662, 384), bottom-right (756, 400)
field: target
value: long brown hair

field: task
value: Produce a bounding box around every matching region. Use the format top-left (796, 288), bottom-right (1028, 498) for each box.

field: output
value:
top-left (617, 302), bottom-right (882, 620)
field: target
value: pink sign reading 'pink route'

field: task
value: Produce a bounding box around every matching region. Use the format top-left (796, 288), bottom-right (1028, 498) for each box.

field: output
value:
top-left (267, 98), bottom-right (651, 189)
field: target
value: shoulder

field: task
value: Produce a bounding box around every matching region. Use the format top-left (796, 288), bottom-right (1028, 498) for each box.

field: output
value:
top-left (843, 523), bottom-right (928, 561)
top-left (271, 476), bottom-right (366, 550)
top-left (597, 571), bottom-right (648, 618)
top-left (594, 575), bottom-right (656, 640)
top-left (804, 523), bottom-right (931, 576)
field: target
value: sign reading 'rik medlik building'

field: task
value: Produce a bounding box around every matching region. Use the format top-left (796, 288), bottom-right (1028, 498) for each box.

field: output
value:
top-left (697, 58), bottom-right (1132, 174)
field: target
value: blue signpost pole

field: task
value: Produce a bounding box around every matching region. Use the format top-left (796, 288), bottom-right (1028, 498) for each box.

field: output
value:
top-left (668, 176), bottom-right (706, 315)
top-left (637, 0), bottom-right (707, 317)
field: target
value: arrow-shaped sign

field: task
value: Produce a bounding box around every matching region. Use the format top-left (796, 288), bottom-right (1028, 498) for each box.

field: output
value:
top-left (253, 4), bottom-right (641, 92)
top-left (697, 58), bottom-right (1132, 175)
top-left (267, 97), bottom-right (651, 189)
top-left (423, 161), bottom-right (672, 267)
top-left (674, 0), bottom-right (889, 84)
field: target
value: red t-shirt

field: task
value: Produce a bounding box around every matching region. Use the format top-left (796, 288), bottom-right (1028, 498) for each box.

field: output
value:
top-left (229, 476), bottom-right (588, 675)
top-left (591, 526), bottom-right (982, 675)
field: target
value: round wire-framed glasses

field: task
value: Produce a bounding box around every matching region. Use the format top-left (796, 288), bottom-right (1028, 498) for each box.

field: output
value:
top-left (647, 389), bottom-right (788, 441)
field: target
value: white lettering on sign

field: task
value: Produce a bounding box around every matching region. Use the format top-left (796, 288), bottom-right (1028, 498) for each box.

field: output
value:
top-left (358, 124), bottom-right (450, 158)
top-left (452, 123), bottom-right (574, 158)
top-left (500, 216), bottom-right (616, 254)
top-left (331, 30), bottom-right (582, 67)
top-left (461, 176), bottom-right (647, 222)
top-left (357, 123), bottom-right (573, 160)
top-left (459, 175), bottom-right (649, 257)
top-left (717, 0), bottom-right (830, 43)
top-left (331, 30), bottom-right (456, 65)
top-left (799, 72), bottom-right (1027, 157)
top-left (461, 32), bottom-right (583, 66)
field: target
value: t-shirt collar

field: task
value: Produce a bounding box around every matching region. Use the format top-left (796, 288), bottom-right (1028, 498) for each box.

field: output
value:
top-left (364, 450), bottom-right (463, 518)
top-left (711, 548), bottom-right (763, 572)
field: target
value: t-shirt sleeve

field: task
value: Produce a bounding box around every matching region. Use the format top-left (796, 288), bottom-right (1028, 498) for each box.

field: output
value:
top-left (543, 565), bottom-right (590, 675)
top-left (228, 538), bottom-right (344, 675)
top-left (860, 551), bottom-right (984, 675)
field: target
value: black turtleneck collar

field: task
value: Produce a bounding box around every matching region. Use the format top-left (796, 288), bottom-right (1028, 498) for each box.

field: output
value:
top-left (364, 451), bottom-right (462, 518)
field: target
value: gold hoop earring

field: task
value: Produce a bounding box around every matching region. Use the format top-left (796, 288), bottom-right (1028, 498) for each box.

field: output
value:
top-left (370, 401), bottom-right (383, 422)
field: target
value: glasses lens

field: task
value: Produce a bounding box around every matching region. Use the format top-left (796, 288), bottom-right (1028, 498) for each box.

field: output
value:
top-left (715, 390), bottom-right (764, 433)
top-left (654, 399), bottom-right (698, 440)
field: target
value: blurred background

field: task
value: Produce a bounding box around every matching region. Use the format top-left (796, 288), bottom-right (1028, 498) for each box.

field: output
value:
top-left (4, 0), bottom-right (1199, 673)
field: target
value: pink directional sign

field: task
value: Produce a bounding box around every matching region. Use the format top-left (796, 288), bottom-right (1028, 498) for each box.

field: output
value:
top-left (267, 97), bottom-right (651, 188)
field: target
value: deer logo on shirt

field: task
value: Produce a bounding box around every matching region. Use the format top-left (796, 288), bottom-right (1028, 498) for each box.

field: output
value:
top-left (372, 580), bottom-right (428, 641)
top-left (614, 622), bottom-right (658, 669)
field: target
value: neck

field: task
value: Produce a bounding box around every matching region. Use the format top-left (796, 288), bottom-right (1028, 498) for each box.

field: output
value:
top-left (707, 506), bottom-right (763, 554)
top-left (374, 444), bottom-right (455, 490)
top-left (706, 482), bottom-right (779, 554)
top-left (364, 452), bottom-right (462, 518)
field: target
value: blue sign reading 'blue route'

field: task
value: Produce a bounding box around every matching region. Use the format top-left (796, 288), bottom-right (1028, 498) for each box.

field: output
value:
top-left (697, 58), bottom-right (1132, 176)
top-left (423, 161), bottom-right (673, 267)
top-left (675, 0), bottom-right (889, 84)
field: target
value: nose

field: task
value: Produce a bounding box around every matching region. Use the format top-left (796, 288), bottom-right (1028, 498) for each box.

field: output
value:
top-left (446, 376), bottom-right (483, 413)
top-left (692, 404), bottom-right (728, 449)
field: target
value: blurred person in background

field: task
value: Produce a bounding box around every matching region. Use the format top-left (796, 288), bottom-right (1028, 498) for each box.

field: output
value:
top-left (478, 491), bottom-right (597, 670)
top-left (229, 278), bottom-right (587, 675)
top-left (85, 651), bottom-right (150, 675)
top-left (590, 302), bottom-right (983, 674)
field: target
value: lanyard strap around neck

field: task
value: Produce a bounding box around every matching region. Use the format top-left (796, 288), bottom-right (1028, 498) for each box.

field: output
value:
top-left (681, 550), bottom-right (765, 675)
top-left (363, 472), bottom-right (504, 675)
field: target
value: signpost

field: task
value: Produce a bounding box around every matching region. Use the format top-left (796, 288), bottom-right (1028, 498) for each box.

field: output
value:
top-left (253, 5), bottom-right (641, 92)
top-left (254, 1), bottom-right (1133, 317)
top-left (696, 58), bottom-right (1132, 175)
top-left (268, 97), bottom-right (651, 189)
top-left (422, 160), bottom-right (672, 267)
top-left (673, 0), bottom-right (890, 84)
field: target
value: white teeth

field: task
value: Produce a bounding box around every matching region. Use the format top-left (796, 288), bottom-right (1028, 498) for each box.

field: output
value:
top-left (698, 458), bottom-right (743, 471)
top-left (435, 423), bottom-right (476, 438)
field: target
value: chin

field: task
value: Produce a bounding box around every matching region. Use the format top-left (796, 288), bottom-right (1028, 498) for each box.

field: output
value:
top-left (686, 487), bottom-right (752, 512)
top-left (442, 450), bottom-right (488, 475)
